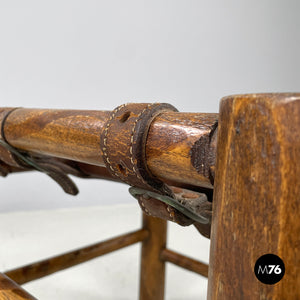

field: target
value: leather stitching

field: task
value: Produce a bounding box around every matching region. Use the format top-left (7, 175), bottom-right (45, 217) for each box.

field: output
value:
top-left (140, 200), bottom-right (151, 216)
top-left (102, 103), bottom-right (126, 180)
top-left (102, 103), bottom-right (155, 186)
top-left (101, 103), bottom-right (177, 200)
top-left (166, 205), bottom-right (175, 221)
top-left (128, 103), bottom-right (152, 184)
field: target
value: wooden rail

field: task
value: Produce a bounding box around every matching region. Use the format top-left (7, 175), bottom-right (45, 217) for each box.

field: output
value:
top-left (5, 229), bottom-right (148, 285)
top-left (2, 108), bottom-right (218, 189)
top-left (161, 249), bottom-right (208, 277)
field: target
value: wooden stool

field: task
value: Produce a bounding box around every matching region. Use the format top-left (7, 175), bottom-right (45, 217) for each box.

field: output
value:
top-left (1, 93), bottom-right (299, 299)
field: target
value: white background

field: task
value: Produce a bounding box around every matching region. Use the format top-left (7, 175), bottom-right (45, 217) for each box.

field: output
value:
top-left (0, 1), bottom-right (299, 211)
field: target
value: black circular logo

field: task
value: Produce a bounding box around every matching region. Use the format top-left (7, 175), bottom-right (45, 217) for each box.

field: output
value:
top-left (254, 254), bottom-right (285, 284)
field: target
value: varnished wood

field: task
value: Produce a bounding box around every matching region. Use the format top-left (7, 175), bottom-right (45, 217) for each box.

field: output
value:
top-left (2, 95), bottom-right (298, 299)
top-left (2, 108), bottom-right (217, 189)
top-left (139, 214), bottom-right (167, 300)
top-left (147, 112), bottom-right (217, 189)
top-left (0, 273), bottom-right (36, 300)
top-left (3, 109), bottom-right (110, 166)
top-left (160, 249), bottom-right (208, 277)
top-left (5, 229), bottom-right (148, 285)
top-left (208, 94), bottom-right (300, 299)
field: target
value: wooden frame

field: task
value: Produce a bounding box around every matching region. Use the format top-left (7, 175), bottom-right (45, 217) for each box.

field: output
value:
top-left (208, 94), bottom-right (300, 299)
top-left (1, 214), bottom-right (208, 300)
top-left (1, 94), bottom-right (299, 299)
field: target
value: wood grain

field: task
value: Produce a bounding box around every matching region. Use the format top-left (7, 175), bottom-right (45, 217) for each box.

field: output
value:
top-left (160, 249), bottom-right (208, 277)
top-left (2, 108), bottom-right (217, 189)
top-left (147, 112), bottom-right (218, 189)
top-left (207, 94), bottom-right (300, 300)
top-left (3, 109), bottom-right (110, 165)
top-left (139, 214), bottom-right (167, 300)
top-left (0, 273), bottom-right (36, 300)
top-left (5, 229), bottom-right (148, 285)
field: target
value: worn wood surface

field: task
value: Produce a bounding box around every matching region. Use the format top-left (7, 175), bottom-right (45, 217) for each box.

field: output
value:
top-left (5, 229), bottom-right (148, 285)
top-left (2, 108), bottom-right (217, 189)
top-left (160, 249), bottom-right (208, 277)
top-left (0, 273), bottom-right (37, 300)
top-left (139, 214), bottom-right (167, 300)
top-left (3, 109), bottom-right (110, 165)
top-left (208, 94), bottom-right (300, 300)
top-left (146, 112), bottom-right (217, 189)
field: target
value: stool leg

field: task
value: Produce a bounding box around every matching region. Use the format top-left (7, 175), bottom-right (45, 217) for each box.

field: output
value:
top-left (207, 94), bottom-right (300, 299)
top-left (139, 213), bottom-right (167, 300)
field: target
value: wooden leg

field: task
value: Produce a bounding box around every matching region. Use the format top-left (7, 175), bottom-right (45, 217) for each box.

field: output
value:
top-left (207, 94), bottom-right (300, 299)
top-left (139, 213), bottom-right (167, 300)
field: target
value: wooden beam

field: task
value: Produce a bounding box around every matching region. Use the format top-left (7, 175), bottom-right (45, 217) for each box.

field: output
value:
top-left (2, 108), bottom-right (217, 189)
top-left (160, 249), bottom-right (208, 277)
top-left (5, 229), bottom-right (148, 285)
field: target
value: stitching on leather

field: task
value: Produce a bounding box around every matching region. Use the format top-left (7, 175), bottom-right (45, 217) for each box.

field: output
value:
top-left (166, 205), bottom-right (175, 221)
top-left (129, 103), bottom-right (152, 184)
top-left (140, 200), bottom-right (151, 216)
top-left (103, 103), bottom-right (162, 189)
top-left (103, 104), bottom-right (126, 179)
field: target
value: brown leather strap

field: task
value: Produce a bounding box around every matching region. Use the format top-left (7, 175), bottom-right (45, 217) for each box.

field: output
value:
top-left (137, 194), bottom-right (194, 226)
top-left (0, 161), bottom-right (10, 176)
top-left (133, 186), bottom-right (212, 238)
top-left (101, 103), bottom-right (212, 237)
top-left (0, 108), bottom-right (24, 168)
top-left (1, 104), bottom-right (212, 236)
top-left (138, 195), bottom-right (212, 238)
top-left (100, 103), bottom-right (177, 196)
top-left (0, 108), bottom-right (29, 177)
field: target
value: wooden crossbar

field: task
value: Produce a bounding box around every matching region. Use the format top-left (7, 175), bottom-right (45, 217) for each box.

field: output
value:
top-left (161, 249), bottom-right (208, 277)
top-left (4, 229), bottom-right (148, 285)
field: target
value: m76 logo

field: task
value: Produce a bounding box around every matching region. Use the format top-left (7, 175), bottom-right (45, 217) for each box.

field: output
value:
top-left (254, 254), bottom-right (285, 284)
top-left (257, 265), bottom-right (282, 275)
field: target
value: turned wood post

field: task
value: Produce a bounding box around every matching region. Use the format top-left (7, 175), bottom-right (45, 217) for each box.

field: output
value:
top-left (208, 94), bottom-right (300, 299)
top-left (139, 214), bottom-right (167, 300)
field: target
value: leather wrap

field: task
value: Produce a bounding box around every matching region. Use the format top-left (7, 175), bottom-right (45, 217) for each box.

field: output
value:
top-left (0, 108), bottom-right (28, 176)
top-left (1, 104), bottom-right (212, 237)
top-left (100, 103), bottom-right (177, 195)
top-left (101, 103), bottom-right (212, 237)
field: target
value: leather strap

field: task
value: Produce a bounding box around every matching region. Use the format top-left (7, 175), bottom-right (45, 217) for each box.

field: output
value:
top-left (130, 186), bottom-right (212, 238)
top-left (101, 103), bottom-right (212, 237)
top-left (139, 190), bottom-right (212, 238)
top-left (0, 108), bottom-right (24, 168)
top-left (100, 103), bottom-right (177, 196)
top-left (1, 104), bottom-right (212, 237)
